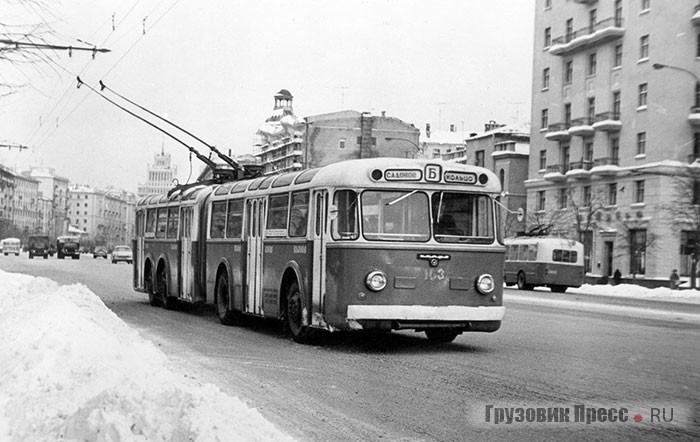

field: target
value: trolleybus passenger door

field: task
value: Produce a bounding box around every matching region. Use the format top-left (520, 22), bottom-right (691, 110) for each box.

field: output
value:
top-left (180, 206), bottom-right (194, 302)
top-left (245, 198), bottom-right (265, 315)
top-left (135, 211), bottom-right (145, 290)
top-left (311, 190), bottom-right (327, 323)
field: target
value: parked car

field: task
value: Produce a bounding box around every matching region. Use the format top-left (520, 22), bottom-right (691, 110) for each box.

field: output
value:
top-left (27, 235), bottom-right (50, 259)
top-left (93, 246), bottom-right (108, 259)
top-left (111, 245), bottom-right (133, 264)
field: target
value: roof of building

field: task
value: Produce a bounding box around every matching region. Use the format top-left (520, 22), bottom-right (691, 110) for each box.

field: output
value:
top-left (466, 122), bottom-right (531, 141)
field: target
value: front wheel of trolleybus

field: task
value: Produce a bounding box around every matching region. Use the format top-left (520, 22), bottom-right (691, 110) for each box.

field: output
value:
top-left (215, 271), bottom-right (241, 326)
top-left (283, 281), bottom-right (317, 344)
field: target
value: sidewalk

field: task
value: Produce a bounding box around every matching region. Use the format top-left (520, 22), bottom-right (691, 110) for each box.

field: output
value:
top-left (568, 283), bottom-right (700, 305)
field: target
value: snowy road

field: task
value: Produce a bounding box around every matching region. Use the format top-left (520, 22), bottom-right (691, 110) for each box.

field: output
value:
top-left (1, 256), bottom-right (698, 441)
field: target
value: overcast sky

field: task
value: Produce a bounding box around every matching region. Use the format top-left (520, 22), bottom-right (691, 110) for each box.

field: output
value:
top-left (1, 0), bottom-right (535, 193)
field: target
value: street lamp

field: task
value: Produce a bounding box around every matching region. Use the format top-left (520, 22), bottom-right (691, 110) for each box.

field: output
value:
top-left (384, 137), bottom-right (423, 159)
top-left (652, 63), bottom-right (700, 82)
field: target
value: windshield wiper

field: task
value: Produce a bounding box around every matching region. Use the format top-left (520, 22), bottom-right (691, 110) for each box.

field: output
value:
top-left (385, 190), bottom-right (418, 206)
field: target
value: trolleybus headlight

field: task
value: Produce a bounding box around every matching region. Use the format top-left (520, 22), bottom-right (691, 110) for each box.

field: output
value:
top-left (475, 274), bottom-right (495, 295)
top-left (365, 271), bottom-right (388, 292)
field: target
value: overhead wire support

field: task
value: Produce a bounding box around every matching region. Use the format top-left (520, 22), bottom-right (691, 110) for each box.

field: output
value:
top-left (0, 143), bottom-right (29, 151)
top-left (0, 39), bottom-right (111, 58)
top-left (97, 80), bottom-right (242, 174)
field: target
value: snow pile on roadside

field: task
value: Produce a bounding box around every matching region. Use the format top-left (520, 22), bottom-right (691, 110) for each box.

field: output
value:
top-left (0, 270), bottom-right (294, 442)
top-left (569, 283), bottom-right (700, 304)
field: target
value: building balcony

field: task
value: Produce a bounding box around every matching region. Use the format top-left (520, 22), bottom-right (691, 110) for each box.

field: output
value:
top-left (689, 106), bottom-right (700, 126)
top-left (565, 160), bottom-right (593, 180)
top-left (549, 17), bottom-right (625, 56)
top-left (544, 123), bottom-right (571, 141)
top-left (590, 157), bottom-right (621, 176)
top-left (693, 5), bottom-right (700, 26)
top-left (568, 118), bottom-right (595, 137)
top-left (592, 112), bottom-right (622, 132)
top-left (543, 164), bottom-right (567, 182)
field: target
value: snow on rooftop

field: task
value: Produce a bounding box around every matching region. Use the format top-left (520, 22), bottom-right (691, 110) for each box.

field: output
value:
top-left (0, 269), bottom-right (294, 441)
top-left (420, 129), bottom-right (466, 145)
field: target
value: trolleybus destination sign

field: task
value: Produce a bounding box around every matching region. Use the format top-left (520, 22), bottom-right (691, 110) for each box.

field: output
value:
top-left (384, 169), bottom-right (422, 181)
top-left (443, 171), bottom-right (477, 184)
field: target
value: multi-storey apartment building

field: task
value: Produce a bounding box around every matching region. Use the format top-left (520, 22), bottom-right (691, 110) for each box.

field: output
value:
top-left (137, 148), bottom-right (178, 197)
top-left (529, 0), bottom-right (700, 280)
top-left (27, 167), bottom-right (69, 240)
top-left (255, 90), bottom-right (420, 174)
top-left (68, 184), bottom-right (136, 248)
top-left (12, 172), bottom-right (40, 235)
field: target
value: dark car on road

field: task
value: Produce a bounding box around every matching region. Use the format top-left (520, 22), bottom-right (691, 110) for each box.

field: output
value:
top-left (27, 235), bottom-right (50, 259)
top-left (56, 235), bottom-right (81, 260)
top-left (93, 246), bottom-right (108, 259)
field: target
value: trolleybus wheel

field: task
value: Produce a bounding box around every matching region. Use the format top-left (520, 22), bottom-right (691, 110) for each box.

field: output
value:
top-left (158, 268), bottom-right (177, 310)
top-left (425, 328), bottom-right (459, 343)
top-left (516, 271), bottom-right (532, 291)
top-left (285, 281), bottom-right (313, 343)
top-left (550, 285), bottom-right (567, 293)
top-left (146, 272), bottom-right (160, 307)
top-left (216, 272), bottom-right (240, 326)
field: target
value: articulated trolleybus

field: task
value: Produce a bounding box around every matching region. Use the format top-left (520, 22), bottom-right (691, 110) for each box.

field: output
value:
top-left (133, 158), bottom-right (505, 343)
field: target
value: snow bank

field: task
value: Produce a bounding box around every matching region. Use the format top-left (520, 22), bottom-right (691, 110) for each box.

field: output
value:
top-left (569, 283), bottom-right (700, 304)
top-left (0, 270), bottom-right (294, 442)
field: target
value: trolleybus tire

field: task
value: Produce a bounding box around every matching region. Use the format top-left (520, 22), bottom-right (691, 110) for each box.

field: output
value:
top-left (215, 272), bottom-right (240, 326)
top-left (284, 281), bottom-right (315, 343)
top-left (425, 328), bottom-right (459, 343)
top-left (146, 272), bottom-right (161, 307)
top-left (550, 285), bottom-right (567, 293)
top-left (157, 268), bottom-right (177, 310)
top-left (516, 271), bottom-right (533, 291)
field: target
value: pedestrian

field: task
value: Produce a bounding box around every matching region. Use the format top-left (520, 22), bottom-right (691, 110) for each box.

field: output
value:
top-left (670, 269), bottom-right (680, 290)
top-left (613, 268), bottom-right (622, 286)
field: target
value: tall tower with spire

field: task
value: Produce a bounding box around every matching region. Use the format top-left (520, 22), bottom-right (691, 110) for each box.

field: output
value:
top-left (137, 144), bottom-right (178, 197)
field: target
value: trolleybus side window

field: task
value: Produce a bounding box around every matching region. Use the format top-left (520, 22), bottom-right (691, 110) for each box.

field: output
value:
top-left (361, 190), bottom-right (430, 242)
top-left (145, 209), bottom-right (156, 237)
top-left (289, 190), bottom-right (309, 237)
top-left (332, 190), bottom-right (358, 240)
top-left (226, 200), bottom-right (244, 239)
top-left (156, 208), bottom-right (168, 238)
top-left (267, 194), bottom-right (289, 235)
top-left (167, 207), bottom-right (179, 238)
top-left (211, 201), bottom-right (227, 238)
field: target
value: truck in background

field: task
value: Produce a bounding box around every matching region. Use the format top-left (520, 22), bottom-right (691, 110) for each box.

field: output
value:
top-left (27, 235), bottom-right (50, 259)
top-left (56, 235), bottom-right (81, 259)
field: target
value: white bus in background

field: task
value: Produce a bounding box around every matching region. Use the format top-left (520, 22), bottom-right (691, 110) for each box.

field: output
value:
top-left (1, 237), bottom-right (21, 256)
top-left (504, 237), bottom-right (584, 293)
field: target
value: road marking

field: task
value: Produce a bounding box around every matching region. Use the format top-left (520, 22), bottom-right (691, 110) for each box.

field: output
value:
top-left (505, 294), bottom-right (700, 325)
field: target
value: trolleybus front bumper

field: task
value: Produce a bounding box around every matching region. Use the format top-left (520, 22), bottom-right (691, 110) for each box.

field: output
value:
top-left (346, 305), bottom-right (505, 332)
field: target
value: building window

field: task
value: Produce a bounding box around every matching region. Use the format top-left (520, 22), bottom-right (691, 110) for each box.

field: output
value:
top-left (697, 33), bottom-right (700, 58)
top-left (615, 0), bottom-right (623, 24)
top-left (539, 150), bottom-right (547, 170)
top-left (582, 185), bottom-right (591, 206)
top-left (564, 60), bottom-right (573, 84)
top-left (589, 9), bottom-right (597, 32)
top-left (558, 188), bottom-right (567, 209)
top-left (608, 183), bottom-right (617, 206)
top-left (545, 0), bottom-right (551, 8)
top-left (588, 52), bottom-right (597, 76)
top-left (638, 83), bottom-right (648, 107)
top-left (339, 138), bottom-right (346, 149)
top-left (537, 191), bottom-right (546, 211)
top-left (612, 91), bottom-right (621, 118)
top-left (614, 44), bottom-right (623, 68)
top-left (610, 135), bottom-right (620, 161)
top-left (637, 132), bottom-right (646, 155)
top-left (695, 82), bottom-right (700, 107)
top-left (560, 142), bottom-right (570, 170)
top-left (694, 133), bottom-right (700, 160)
top-left (564, 103), bottom-right (572, 126)
top-left (587, 97), bottom-right (596, 122)
top-left (565, 18), bottom-right (574, 42)
top-left (641, 0), bottom-right (650, 12)
top-left (475, 150), bottom-right (484, 167)
top-left (634, 180), bottom-right (645, 203)
top-left (640, 35), bottom-right (649, 60)
top-left (540, 109), bottom-right (549, 130)
top-left (543, 67), bottom-right (550, 89)
top-left (584, 140), bottom-right (593, 164)
top-left (544, 27), bottom-right (552, 48)
top-left (499, 169), bottom-right (505, 187)
top-left (630, 229), bottom-right (647, 274)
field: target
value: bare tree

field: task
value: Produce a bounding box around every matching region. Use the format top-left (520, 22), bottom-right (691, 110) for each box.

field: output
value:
top-left (664, 167), bottom-right (700, 288)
